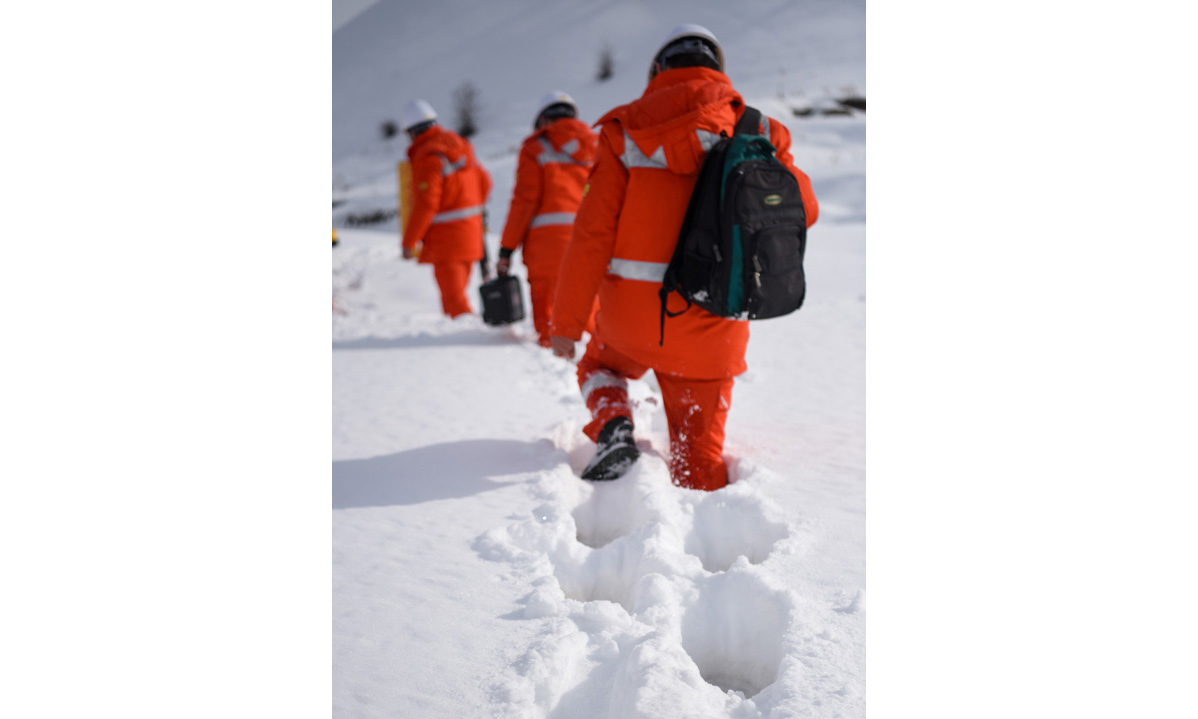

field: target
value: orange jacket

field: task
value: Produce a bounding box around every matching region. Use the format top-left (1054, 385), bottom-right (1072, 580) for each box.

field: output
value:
top-left (551, 67), bottom-right (819, 379)
top-left (402, 125), bottom-right (492, 264)
top-left (499, 118), bottom-right (597, 276)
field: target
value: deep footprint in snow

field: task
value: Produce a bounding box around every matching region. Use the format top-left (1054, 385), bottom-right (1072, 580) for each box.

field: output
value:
top-left (680, 569), bottom-right (793, 698)
top-left (685, 490), bottom-right (790, 572)
top-left (571, 469), bottom-right (656, 549)
top-left (555, 477), bottom-right (669, 611)
top-left (551, 531), bottom-right (647, 612)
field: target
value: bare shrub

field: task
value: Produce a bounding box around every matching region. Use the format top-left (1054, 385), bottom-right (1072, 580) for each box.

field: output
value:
top-left (597, 43), bottom-right (614, 81)
top-left (454, 82), bottom-right (480, 138)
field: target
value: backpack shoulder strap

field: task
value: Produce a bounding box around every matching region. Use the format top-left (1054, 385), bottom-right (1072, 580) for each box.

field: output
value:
top-left (734, 105), bottom-right (763, 137)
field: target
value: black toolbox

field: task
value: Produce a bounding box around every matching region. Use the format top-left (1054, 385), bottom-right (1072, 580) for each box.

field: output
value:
top-left (479, 275), bottom-right (525, 326)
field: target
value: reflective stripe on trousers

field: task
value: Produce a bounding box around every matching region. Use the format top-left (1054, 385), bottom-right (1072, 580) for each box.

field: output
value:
top-left (581, 368), bottom-right (626, 402)
top-left (431, 204), bottom-right (485, 224)
top-left (608, 257), bottom-right (667, 282)
top-left (529, 212), bottom-right (575, 229)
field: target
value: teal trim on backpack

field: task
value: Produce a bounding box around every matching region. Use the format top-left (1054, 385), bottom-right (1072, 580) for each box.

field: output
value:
top-left (721, 135), bottom-right (776, 316)
top-left (720, 135), bottom-right (776, 202)
top-left (728, 224), bottom-right (745, 315)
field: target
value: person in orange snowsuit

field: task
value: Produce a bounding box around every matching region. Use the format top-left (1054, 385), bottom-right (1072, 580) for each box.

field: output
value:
top-left (550, 25), bottom-right (820, 491)
top-left (497, 91), bottom-right (598, 347)
top-left (400, 99), bottom-right (492, 318)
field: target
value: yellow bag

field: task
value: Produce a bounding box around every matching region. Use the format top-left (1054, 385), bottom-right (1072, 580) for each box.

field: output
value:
top-left (398, 161), bottom-right (413, 233)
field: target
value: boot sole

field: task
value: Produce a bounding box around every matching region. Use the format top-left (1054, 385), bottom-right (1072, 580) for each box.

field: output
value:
top-left (581, 445), bottom-right (640, 481)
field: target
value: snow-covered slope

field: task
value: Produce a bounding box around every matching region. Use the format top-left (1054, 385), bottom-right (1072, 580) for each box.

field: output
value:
top-left (333, 1), bottom-right (865, 717)
top-left (333, 0), bottom-right (863, 162)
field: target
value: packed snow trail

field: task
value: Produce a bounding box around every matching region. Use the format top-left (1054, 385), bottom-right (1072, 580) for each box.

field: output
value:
top-left (332, 212), bottom-right (864, 717)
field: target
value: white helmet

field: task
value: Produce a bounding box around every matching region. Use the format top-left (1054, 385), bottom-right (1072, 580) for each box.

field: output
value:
top-left (535, 90), bottom-right (578, 125)
top-left (536, 90), bottom-right (578, 118)
top-left (649, 24), bottom-right (724, 81)
top-left (402, 99), bottom-right (438, 131)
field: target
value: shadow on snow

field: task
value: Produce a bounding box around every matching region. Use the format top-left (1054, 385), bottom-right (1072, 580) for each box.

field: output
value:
top-left (332, 329), bottom-right (520, 351)
top-left (332, 438), bottom-right (560, 509)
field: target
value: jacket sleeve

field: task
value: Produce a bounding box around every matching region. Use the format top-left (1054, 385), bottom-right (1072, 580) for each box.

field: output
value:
top-left (550, 125), bottom-right (627, 340)
top-left (768, 117), bottom-right (819, 228)
top-left (402, 153), bottom-right (445, 250)
top-left (499, 139), bottom-right (544, 252)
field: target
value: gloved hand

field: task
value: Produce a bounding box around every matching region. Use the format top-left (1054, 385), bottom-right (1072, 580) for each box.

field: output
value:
top-left (401, 245), bottom-right (417, 260)
top-left (496, 257), bottom-right (511, 277)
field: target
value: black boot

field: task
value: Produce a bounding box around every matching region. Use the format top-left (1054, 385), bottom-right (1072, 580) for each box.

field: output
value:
top-left (582, 417), bottom-right (640, 481)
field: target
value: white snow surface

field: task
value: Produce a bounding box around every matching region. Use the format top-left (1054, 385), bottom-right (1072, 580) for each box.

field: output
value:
top-left (333, 2), bottom-right (865, 717)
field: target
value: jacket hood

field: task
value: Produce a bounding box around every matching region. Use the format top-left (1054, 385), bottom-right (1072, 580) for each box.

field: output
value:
top-left (596, 67), bottom-right (742, 175)
top-left (408, 125), bottom-right (467, 162)
top-left (536, 117), bottom-right (596, 164)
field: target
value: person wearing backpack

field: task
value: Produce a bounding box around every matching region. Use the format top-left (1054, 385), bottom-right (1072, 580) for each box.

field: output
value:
top-left (400, 99), bottom-right (493, 318)
top-left (496, 92), bottom-right (598, 347)
top-left (549, 25), bottom-right (819, 491)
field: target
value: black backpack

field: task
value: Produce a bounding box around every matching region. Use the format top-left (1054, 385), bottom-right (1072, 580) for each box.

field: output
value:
top-left (658, 106), bottom-right (808, 345)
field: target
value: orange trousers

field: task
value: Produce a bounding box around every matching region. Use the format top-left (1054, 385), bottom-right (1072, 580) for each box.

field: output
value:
top-left (529, 272), bottom-right (597, 347)
top-left (527, 272), bottom-right (556, 346)
top-left (432, 261), bottom-right (474, 318)
top-left (529, 272), bottom-right (594, 345)
top-left (576, 338), bottom-right (734, 491)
